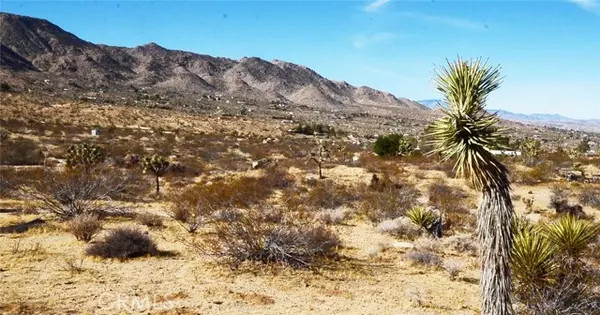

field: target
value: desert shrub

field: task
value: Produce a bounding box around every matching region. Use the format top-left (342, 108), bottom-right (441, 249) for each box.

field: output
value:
top-left (304, 180), bottom-right (356, 210)
top-left (20, 167), bottom-right (130, 219)
top-left (514, 162), bottom-right (554, 185)
top-left (405, 250), bottom-right (442, 267)
top-left (292, 123), bottom-right (340, 136)
top-left (373, 134), bottom-right (414, 156)
top-left (414, 236), bottom-right (441, 252)
top-left (0, 137), bottom-right (44, 165)
top-left (578, 185), bottom-right (600, 209)
top-left (0, 82), bottom-right (11, 92)
top-left (376, 217), bottom-right (422, 240)
top-left (443, 259), bottom-right (463, 280)
top-left (0, 167), bottom-right (45, 198)
top-left (136, 213), bottom-right (164, 228)
top-left (66, 214), bottom-right (103, 242)
top-left (314, 207), bottom-right (350, 225)
top-left (515, 265), bottom-right (600, 315)
top-left (427, 180), bottom-right (467, 212)
top-left (282, 180), bottom-right (355, 212)
top-left (167, 189), bottom-right (218, 233)
top-left (358, 183), bottom-right (420, 222)
top-left (549, 184), bottom-right (570, 210)
top-left (202, 208), bottom-right (341, 268)
top-left (86, 227), bottom-right (158, 259)
top-left (443, 234), bottom-right (478, 255)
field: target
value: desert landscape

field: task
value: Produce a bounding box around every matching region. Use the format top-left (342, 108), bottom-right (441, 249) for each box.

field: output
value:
top-left (1, 11), bottom-right (600, 315)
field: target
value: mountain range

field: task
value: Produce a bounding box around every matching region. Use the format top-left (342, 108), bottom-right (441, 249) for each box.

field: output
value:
top-left (0, 12), bottom-right (425, 112)
top-left (418, 99), bottom-right (600, 132)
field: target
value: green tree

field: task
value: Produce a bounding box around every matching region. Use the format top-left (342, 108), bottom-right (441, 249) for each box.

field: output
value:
top-left (576, 139), bottom-right (590, 154)
top-left (141, 155), bottom-right (170, 194)
top-left (66, 143), bottom-right (105, 171)
top-left (373, 134), bottom-right (414, 156)
top-left (428, 58), bottom-right (514, 314)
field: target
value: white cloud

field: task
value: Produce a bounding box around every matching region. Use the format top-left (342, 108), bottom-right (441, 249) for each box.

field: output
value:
top-left (568, 0), bottom-right (598, 10)
top-left (364, 0), bottom-right (391, 12)
top-left (399, 12), bottom-right (487, 31)
top-left (352, 32), bottom-right (397, 48)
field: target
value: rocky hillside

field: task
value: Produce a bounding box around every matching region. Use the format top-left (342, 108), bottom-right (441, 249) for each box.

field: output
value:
top-left (0, 12), bottom-right (426, 111)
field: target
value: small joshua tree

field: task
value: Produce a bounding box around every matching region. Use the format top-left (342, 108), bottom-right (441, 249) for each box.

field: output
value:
top-left (307, 140), bottom-right (330, 179)
top-left (65, 143), bottom-right (105, 171)
top-left (141, 155), bottom-right (170, 194)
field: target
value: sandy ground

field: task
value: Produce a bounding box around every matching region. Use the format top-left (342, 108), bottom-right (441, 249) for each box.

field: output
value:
top-left (0, 213), bottom-right (481, 315)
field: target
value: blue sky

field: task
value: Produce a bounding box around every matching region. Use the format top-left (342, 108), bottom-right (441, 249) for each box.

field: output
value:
top-left (2, 0), bottom-right (599, 119)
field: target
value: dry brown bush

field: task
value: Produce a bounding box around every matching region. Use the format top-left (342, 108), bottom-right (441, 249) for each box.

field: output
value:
top-left (200, 208), bottom-right (341, 268)
top-left (136, 213), bottom-right (164, 228)
top-left (0, 137), bottom-right (44, 166)
top-left (0, 167), bottom-right (45, 198)
top-left (514, 162), bottom-right (554, 185)
top-left (20, 167), bottom-right (131, 219)
top-left (579, 185), bottom-right (600, 209)
top-left (86, 227), bottom-right (159, 259)
top-left (427, 179), bottom-right (468, 212)
top-left (66, 213), bottom-right (103, 242)
top-left (358, 182), bottom-right (420, 223)
top-left (282, 180), bottom-right (356, 212)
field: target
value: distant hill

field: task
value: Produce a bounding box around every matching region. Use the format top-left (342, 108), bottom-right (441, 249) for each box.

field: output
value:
top-left (0, 12), bottom-right (427, 112)
top-left (417, 99), bottom-right (600, 133)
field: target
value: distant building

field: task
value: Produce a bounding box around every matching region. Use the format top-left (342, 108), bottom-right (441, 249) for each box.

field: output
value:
top-left (91, 129), bottom-right (101, 136)
top-left (490, 150), bottom-right (522, 156)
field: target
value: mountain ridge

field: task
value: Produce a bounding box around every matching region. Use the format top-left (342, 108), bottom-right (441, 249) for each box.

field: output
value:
top-left (417, 99), bottom-right (600, 132)
top-left (0, 12), bottom-right (426, 111)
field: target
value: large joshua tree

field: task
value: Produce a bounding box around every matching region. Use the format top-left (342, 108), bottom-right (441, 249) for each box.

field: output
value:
top-left (429, 58), bottom-right (514, 315)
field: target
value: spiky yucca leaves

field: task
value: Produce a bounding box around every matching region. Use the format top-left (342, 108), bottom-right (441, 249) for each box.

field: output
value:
top-left (407, 207), bottom-right (437, 230)
top-left (141, 155), bottom-right (170, 194)
top-left (541, 215), bottom-right (600, 259)
top-left (511, 229), bottom-right (557, 287)
top-left (429, 58), bottom-right (515, 315)
top-left (66, 143), bottom-right (105, 170)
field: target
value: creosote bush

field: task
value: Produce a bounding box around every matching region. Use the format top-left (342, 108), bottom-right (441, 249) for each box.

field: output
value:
top-left (578, 185), bottom-right (600, 209)
top-left (376, 217), bottom-right (422, 240)
top-left (358, 182), bottom-right (420, 222)
top-left (136, 213), bottom-right (164, 228)
top-left (20, 167), bottom-right (129, 219)
top-left (201, 208), bottom-right (340, 268)
top-left (66, 213), bottom-right (103, 242)
top-left (405, 250), bottom-right (442, 267)
top-left (86, 227), bottom-right (158, 259)
top-left (0, 137), bottom-right (44, 166)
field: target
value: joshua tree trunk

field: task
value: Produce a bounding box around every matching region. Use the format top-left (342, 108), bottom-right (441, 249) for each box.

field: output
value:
top-left (478, 187), bottom-right (514, 315)
top-left (318, 162), bottom-right (323, 179)
top-left (155, 175), bottom-right (160, 194)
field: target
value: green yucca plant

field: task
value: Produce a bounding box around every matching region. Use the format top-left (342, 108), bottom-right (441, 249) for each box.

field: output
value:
top-left (66, 143), bottom-right (105, 170)
top-left (141, 154), bottom-right (170, 194)
top-left (511, 229), bottom-right (557, 287)
top-left (541, 215), bottom-right (600, 259)
top-left (428, 57), bottom-right (515, 314)
top-left (406, 207), bottom-right (437, 230)
top-left (512, 215), bottom-right (535, 235)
